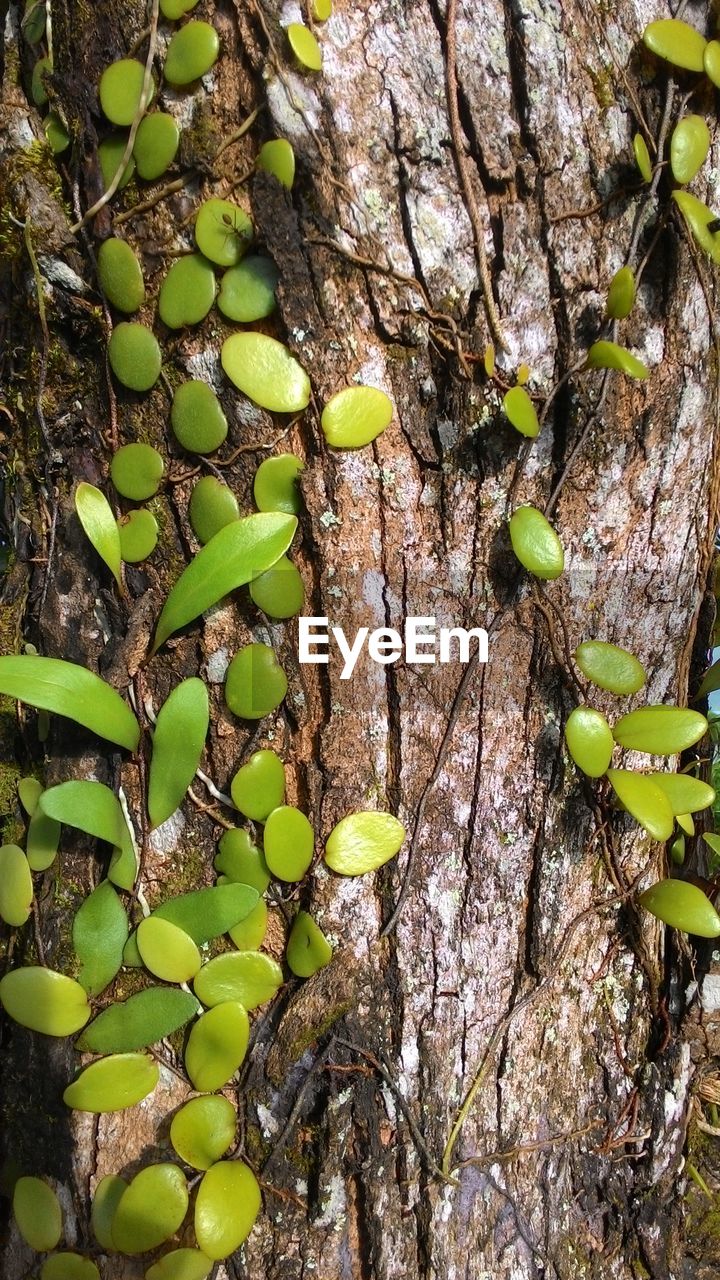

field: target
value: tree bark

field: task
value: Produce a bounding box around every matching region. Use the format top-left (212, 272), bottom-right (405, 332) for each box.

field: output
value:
top-left (1, 1), bottom-right (720, 1277)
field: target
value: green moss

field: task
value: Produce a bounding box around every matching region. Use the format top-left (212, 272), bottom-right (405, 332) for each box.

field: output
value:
top-left (586, 64), bottom-right (615, 109)
top-left (243, 1122), bottom-right (270, 1167)
top-left (285, 1000), bottom-right (353, 1063)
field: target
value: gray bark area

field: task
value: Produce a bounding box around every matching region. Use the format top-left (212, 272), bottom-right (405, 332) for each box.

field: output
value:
top-left (1, 0), bottom-right (720, 1277)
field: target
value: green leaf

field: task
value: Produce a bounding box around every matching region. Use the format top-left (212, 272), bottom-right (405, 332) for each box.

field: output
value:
top-left (148, 678), bottom-right (209, 828)
top-left (286, 910), bottom-right (333, 977)
top-left (184, 1001), bottom-right (249, 1092)
top-left (137, 916), bottom-right (202, 983)
top-left (573, 640), bottom-right (646, 695)
top-left (13, 1176), bottom-right (63, 1252)
top-left (194, 950), bottom-right (283, 1009)
top-left (169, 1095), bottom-right (237, 1170)
top-left (146, 1250), bottom-right (213, 1280)
top-left (564, 707), bottom-right (614, 778)
top-left (63, 1052), bottom-right (158, 1112)
top-left (41, 1253), bottom-right (99, 1280)
top-left (324, 811), bottom-right (406, 875)
top-left (639, 879), bottom-right (720, 937)
top-left (111, 1164), bottom-right (188, 1254)
top-left (0, 966), bottom-right (91, 1035)
top-left (633, 133), bottom-right (652, 183)
top-left (0, 655), bottom-right (139, 750)
top-left (40, 780), bottom-right (137, 890)
top-left (672, 190), bottom-right (720, 265)
top-left (26, 809), bottom-right (61, 871)
top-left (73, 881), bottom-right (128, 996)
top-left (77, 986), bottom-right (200, 1053)
top-left (612, 706), bottom-right (707, 756)
top-left (152, 883), bottom-right (258, 944)
top-left (152, 511), bottom-right (297, 652)
top-left (75, 482), bottom-right (122, 588)
top-left (586, 340), bottom-right (648, 379)
top-left (502, 385), bottom-right (539, 439)
top-left (697, 654), bottom-right (720, 698)
top-left (642, 18), bottom-right (707, 72)
top-left (0, 844), bottom-right (33, 926)
top-left (649, 773), bottom-right (715, 815)
top-left (194, 1161), bottom-right (261, 1260)
top-left (606, 769), bottom-right (673, 841)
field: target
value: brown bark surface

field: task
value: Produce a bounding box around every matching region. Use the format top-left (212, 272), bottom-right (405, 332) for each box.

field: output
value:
top-left (2, 1), bottom-right (720, 1277)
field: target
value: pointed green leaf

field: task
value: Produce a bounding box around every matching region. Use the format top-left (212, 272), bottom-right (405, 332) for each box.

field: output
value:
top-left (639, 878), bottom-right (720, 937)
top-left (75, 482), bottom-right (122, 588)
top-left (613, 706), bottom-right (707, 755)
top-left (73, 881), bottom-right (128, 996)
top-left (152, 883), bottom-right (258, 944)
top-left (586, 340), bottom-right (648, 379)
top-left (40, 780), bottom-right (137, 890)
top-left (63, 1052), bottom-right (159, 1112)
top-left (77, 986), bottom-right (200, 1053)
top-left (0, 655), bottom-right (139, 750)
top-left (606, 768), bottom-right (673, 841)
top-left (649, 773), bottom-right (715, 815)
top-left (148, 678), bottom-right (209, 828)
top-left (152, 511), bottom-right (297, 652)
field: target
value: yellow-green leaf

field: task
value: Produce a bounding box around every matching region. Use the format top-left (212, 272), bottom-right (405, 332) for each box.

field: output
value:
top-left (605, 266), bottom-right (636, 320)
top-left (13, 1176), bottom-right (63, 1252)
top-left (63, 1053), bottom-right (158, 1112)
top-left (152, 511), bottom-right (297, 652)
top-left (286, 910), bottom-right (333, 977)
top-left (40, 1254), bottom-right (99, 1280)
top-left (633, 133), bottom-right (652, 183)
top-left (0, 844), bottom-right (33, 926)
top-left (146, 1249), bottom-right (213, 1280)
top-left (73, 880), bottom-right (128, 996)
top-left (612, 706), bottom-right (707, 756)
top-left (170, 1095), bottom-right (237, 1170)
top-left (148, 678), bottom-right (209, 828)
top-left (111, 1163), bottom-right (188, 1254)
top-left (221, 332), bottom-right (310, 413)
top-left (152, 882), bottom-right (258, 944)
top-left (75, 482), bottom-right (122, 588)
top-left (672, 190), bottom-right (720, 265)
top-left (91, 1175), bottom-right (127, 1250)
top-left (324, 811), bottom-right (405, 875)
top-left (642, 18), bottom-right (707, 72)
top-left (39, 780), bottom-right (137, 889)
top-left (639, 879), bottom-right (720, 937)
top-left (573, 640), bottom-right (646, 694)
top-left (606, 769), bottom-right (673, 841)
top-left (670, 114), bottom-right (711, 185)
top-left (0, 966), bottom-right (90, 1035)
top-left (194, 1161), bottom-right (261, 1259)
top-left (0, 655), bottom-right (139, 750)
top-left (502, 385), bottom-right (539, 438)
top-left (184, 1000), bottom-right (249, 1092)
top-left (137, 916), bottom-right (202, 983)
top-left (194, 951), bottom-right (282, 1009)
top-left (649, 773), bottom-right (715, 815)
top-left (564, 707), bottom-right (614, 778)
top-left (586, 340), bottom-right (648, 379)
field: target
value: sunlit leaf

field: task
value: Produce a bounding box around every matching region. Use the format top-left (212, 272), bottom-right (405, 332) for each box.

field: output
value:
top-left (649, 772), bottom-right (715, 815)
top-left (184, 1000), bottom-right (249, 1091)
top-left (606, 768), bottom-right (673, 841)
top-left (0, 844), bottom-right (33, 926)
top-left (586, 340), bottom-right (648, 379)
top-left (639, 878), bottom-right (720, 937)
top-left (39, 780), bottom-right (137, 889)
top-left (194, 1161), bottom-right (261, 1259)
top-left (286, 910), bottom-right (333, 977)
top-left (63, 1053), bottom-right (158, 1112)
top-left (0, 966), bottom-right (90, 1035)
top-left (613, 706), bottom-right (707, 755)
top-left (324, 811), bottom-right (405, 875)
top-left (137, 916), bottom-right (202, 983)
top-left (77, 986), bottom-right (200, 1054)
top-left (194, 951), bottom-right (282, 1010)
top-left (75, 482), bottom-right (122, 588)
top-left (148, 678), bottom-right (209, 828)
top-left (170, 1095), bottom-right (236, 1170)
top-left (73, 881), bottom-right (128, 996)
top-left (111, 1163), bottom-right (188, 1254)
top-left (145, 1249), bottom-right (213, 1280)
top-left (0, 655), bottom-right (139, 750)
top-left (152, 883), bottom-right (258, 945)
top-left (152, 512), bottom-right (298, 652)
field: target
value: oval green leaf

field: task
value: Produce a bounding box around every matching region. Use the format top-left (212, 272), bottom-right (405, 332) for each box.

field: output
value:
top-left (321, 385), bottom-right (393, 449)
top-left (40, 1254), bottom-right (99, 1280)
top-left (263, 805), bottom-right (314, 880)
top-left (98, 135), bottom-right (135, 192)
top-left (194, 951), bottom-right (283, 1010)
top-left (228, 897), bottom-right (267, 951)
top-left (704, 39), bottom-right (720, 88)
top-left (215, 828), bottom-right (270, 893)
top-left (97, 238), bottom-right (145, 314)
top-left (221, 332), bottom-right (311, 413)
top-left (672, 189), bottom-right (720, 264)
top-left (194, 1161), bottom-right (261, 1259)
top-left (13, 1176), bottom-right (63, 1252)
top-left (137, 916), bottom-right (202, 983)
top-left (148, 678), bottom-right (209, 828)
top-left (108, 322), bottom-right (162, 391)
top-left (508, 506), bottom-right (564, 581)
top-left (324, 811), bottom-right (405, 875)
top-left (170, 1095), bottom-right (236, 1170)
top-left (185, 1000), bottom-right (249, 1092)
top-left (91, 1175), bottom-right (127, 1250)
top-left (574, 640), bottom-right (646, 695)
top-left (75, 483), bottom-right (122, 588)
top-left (153, 511), bottom-right (297, 652)
top-left (0, 655), bottom-right (139, 750)
top-left (73, 880), bottom-right (128, 996)
top-left (194, 198), bottom-right (252, 268)
top-left (27, 808), bottom-right (61, 871)
top-left (606, 266), bottom-right (636, 320)
top-left (642, 18), bottom-right (707, 72)
top-left (257, 138), bottom-right (295, 188)
top-left (188, 475), bottom-right (239, 544)
top-left (134, 111), bottom-right (180, 180)
top-left (146, 1249), bottom-right (213, 1280)
top-left (171, 381), bottom-right (228, 455)
top-left (564, 706), bottom-right (613, 778)
top-left (670, 114), bottom-right (710, 185)
top-left (218, 254), bottom-right (278, 322)
top-left (0, 966), bottom-right (90, 1035)
top-left (0, 844), bottom-right (33, 927)
top-left (111, 442), bottom-right (164, 501)
top-left (230, 748), bottom-right (285, 822)
top-left (253, 454), bottom-right (304, 514)
top-left (158, 253), bottom-right (216, 329)
top-left (78, 986), bottom-right (200, 1054)
top-left (118, 508), bottom-right (159, 562)
top-left (287, 22), bottom-right (322, 71)
top-left (613, 706), bottom-right (707, 756)
top-left (633, 133), bottom-right (652, 183)
top-left (63, 1053), bottom-right (158, 1112)
top-left (606, 768), bottom-right (673, 841)
top-left (639, 879), bottom-right (720, 938)
top-left (164, 20), bottom-right (220, 86)
top-left (225, 642), bottom-right (288, 719)
top-left (502, 385), bottom-right (539, 439)
top-left (99, 58), bottom-right (154, 125)
top-left (111, 1163), bottom-right (188, 1254)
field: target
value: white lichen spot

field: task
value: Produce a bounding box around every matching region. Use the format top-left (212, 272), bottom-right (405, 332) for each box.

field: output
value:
top-left (319, 510), bottom-right (342, 528)
top-left (257, 1103), bottom-right (279, 1137)
top-left (314, 1173), bottom-right (346, 1228)
top-left (205, 647), bottom-right (229, 683)
top-left (149, 810), bottom-right (186, 854)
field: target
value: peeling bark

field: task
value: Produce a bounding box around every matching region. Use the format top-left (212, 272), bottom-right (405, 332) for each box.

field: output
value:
top-left (1, 0), bottom-right (720, 1277)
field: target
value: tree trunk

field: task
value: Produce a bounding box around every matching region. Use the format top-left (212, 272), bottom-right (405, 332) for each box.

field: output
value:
top-left (1, 0), bottom-right (720, 1277)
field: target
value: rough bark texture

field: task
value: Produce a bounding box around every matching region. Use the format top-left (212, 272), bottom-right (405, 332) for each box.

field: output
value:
top-left (2, 0), bottom-right (720, 1277)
